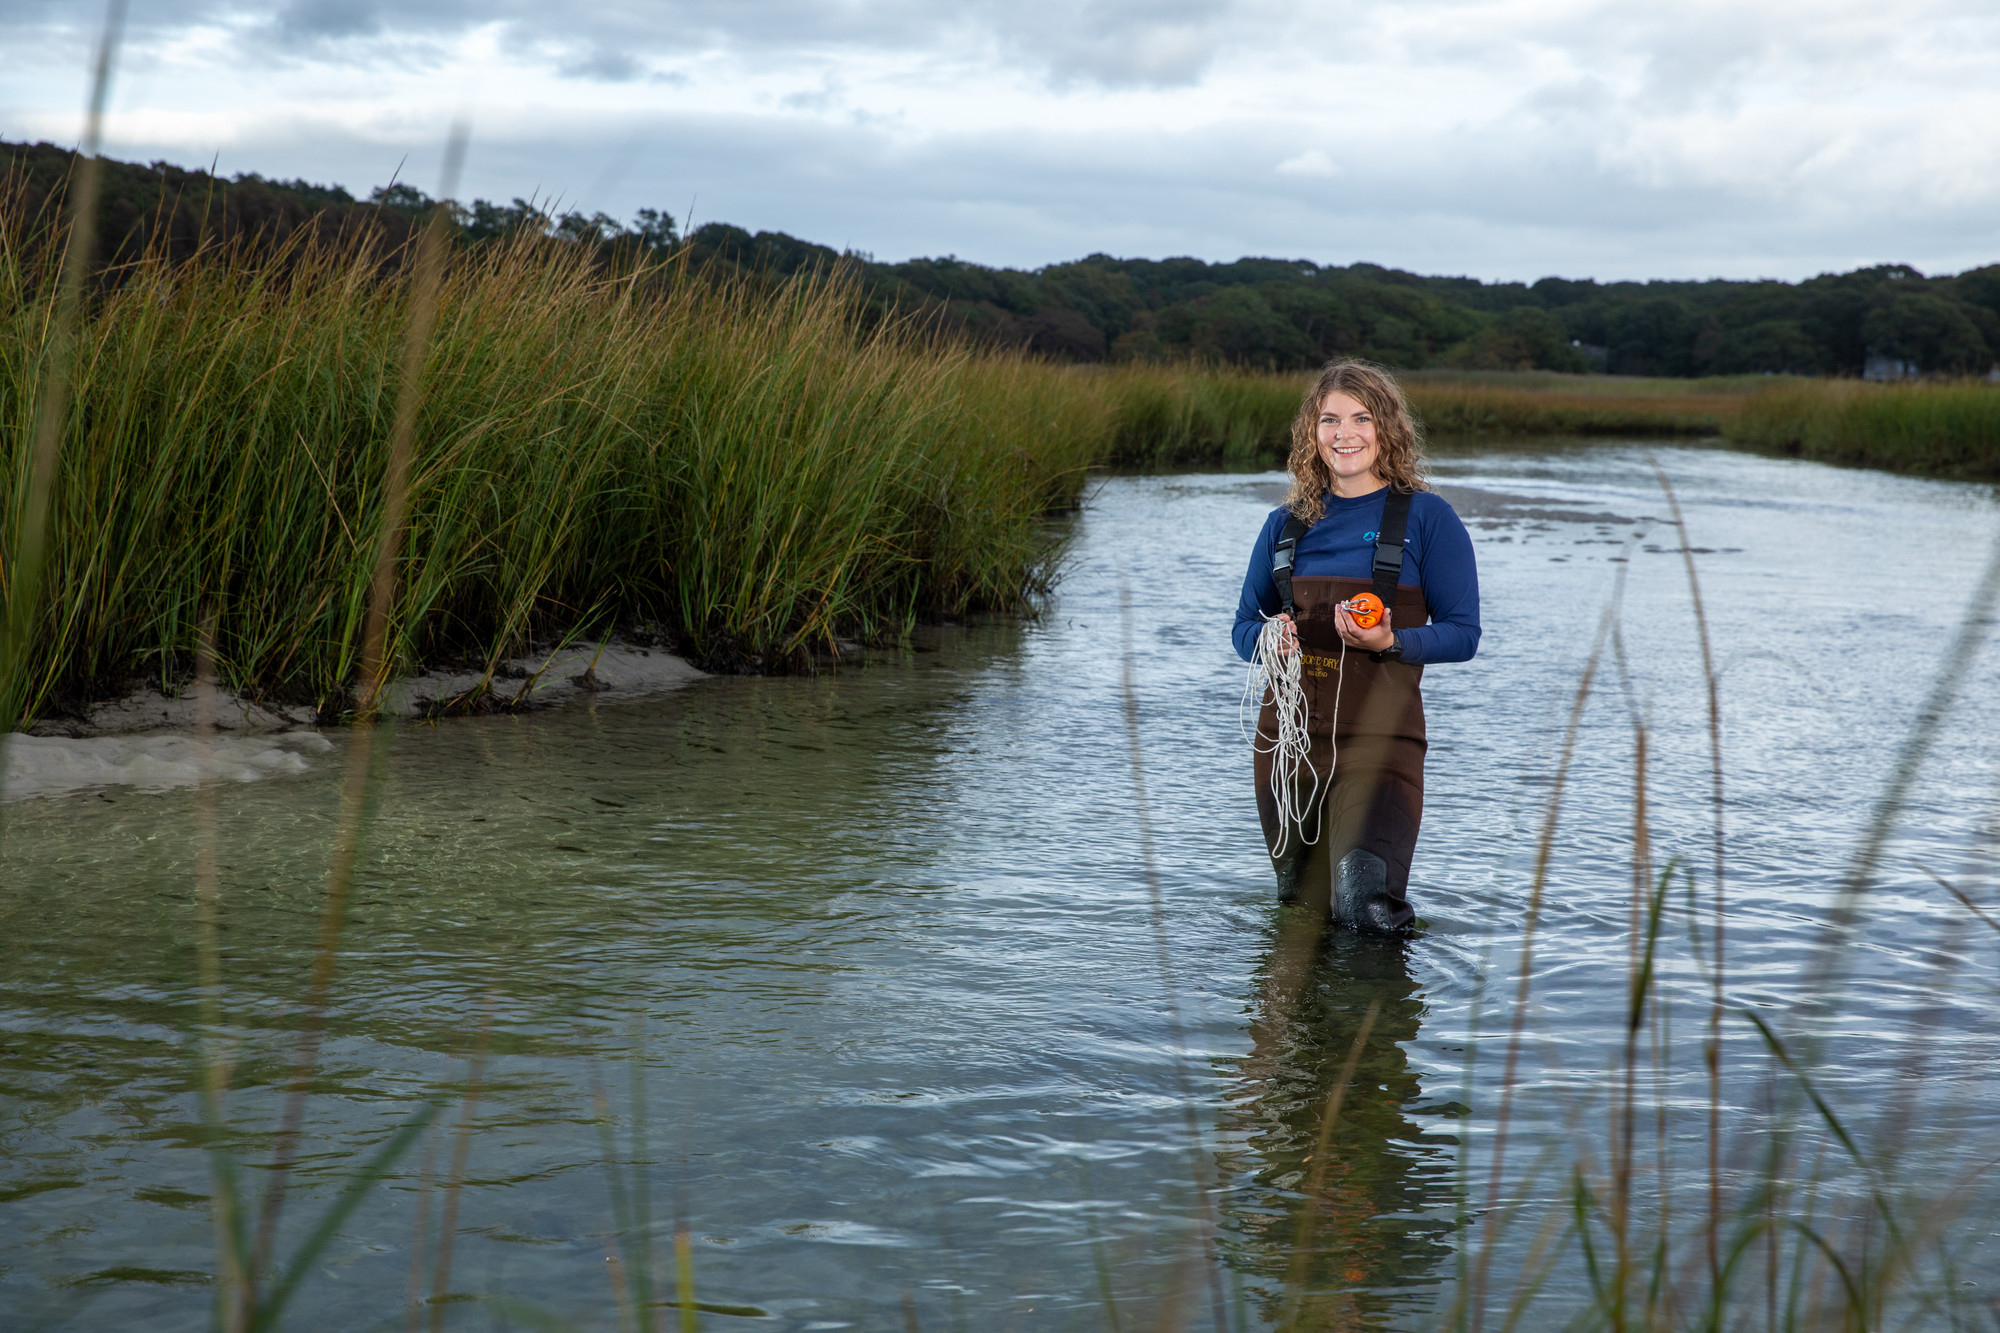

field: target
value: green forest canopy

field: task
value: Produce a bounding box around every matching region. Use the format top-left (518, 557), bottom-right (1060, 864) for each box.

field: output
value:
top-left (11, 138), bottom-right (2000, 379)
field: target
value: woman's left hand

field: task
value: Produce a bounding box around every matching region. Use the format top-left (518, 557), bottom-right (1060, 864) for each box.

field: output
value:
top-left (1333, 603), bottom-right (1394, 653)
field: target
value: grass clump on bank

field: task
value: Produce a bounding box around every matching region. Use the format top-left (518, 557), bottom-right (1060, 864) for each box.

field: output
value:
top-left (1400, 370), bottom-right (1776, 437)
top-left (1091, 366), bottom-right (1784, 464)
top-left (1, 207), bottom-right (1118, 722)
top-left (1731, 377), bottom-right (2000, 478)
top-left (1085, 365), bottom-right (1801, 456)
top-left (1099, 364), bottom-right (1300, 465)
top-left (1407, 369), bottom-right (2000, 480)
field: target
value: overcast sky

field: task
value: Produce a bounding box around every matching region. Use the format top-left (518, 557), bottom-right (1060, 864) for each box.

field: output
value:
top-left (7, 0), bottom-right (2000, 282)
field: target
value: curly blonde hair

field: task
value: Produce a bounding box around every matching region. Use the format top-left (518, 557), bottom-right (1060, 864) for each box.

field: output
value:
top-left (1285, 359), bottom-right (1428, 525)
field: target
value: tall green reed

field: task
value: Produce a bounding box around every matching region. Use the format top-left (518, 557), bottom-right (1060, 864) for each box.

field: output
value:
top-left (1099, 364), bottom-right (1298, 466)
top-left (0, 199), bottom-right (1110, 721)
top-left (1, 0), bottom-right (125, 733)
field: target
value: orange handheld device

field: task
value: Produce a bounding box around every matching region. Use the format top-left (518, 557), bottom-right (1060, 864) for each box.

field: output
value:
top-left (1342, 592), bottom-right (1385, 629)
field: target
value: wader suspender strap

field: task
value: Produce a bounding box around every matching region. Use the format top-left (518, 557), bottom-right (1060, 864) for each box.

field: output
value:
top-left (1370, 488), bottom-right (1413, 607)
top-left (1271, 488), bottom-right (1411, 615)
top-left (1273, 514), bottom-right (1309, 615)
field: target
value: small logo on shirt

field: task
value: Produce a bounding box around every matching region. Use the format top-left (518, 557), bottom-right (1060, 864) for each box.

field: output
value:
top-left (1364, 530), bottom-right (1379, 541)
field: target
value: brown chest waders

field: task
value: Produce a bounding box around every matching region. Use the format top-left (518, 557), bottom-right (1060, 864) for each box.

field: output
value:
top-left (1254, 491), bottom-right (1426, 932)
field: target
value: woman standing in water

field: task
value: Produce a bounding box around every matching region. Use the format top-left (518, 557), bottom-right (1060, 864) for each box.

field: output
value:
top-left (1234, 360), bottom-right (1481, 932)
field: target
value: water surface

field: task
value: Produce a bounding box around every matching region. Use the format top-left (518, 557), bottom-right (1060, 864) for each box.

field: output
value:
top-left (3, 444), bottom-right (1997, 1329)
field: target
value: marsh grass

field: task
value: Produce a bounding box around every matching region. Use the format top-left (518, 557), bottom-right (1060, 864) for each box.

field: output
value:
top-left (16, 199), bottom-right (1990, 734)
top-left (1091, 367), bottom-right (1765, 465)
top-left (0, 193), bottom-right (1121, 720)
top-left (1398, 371), bottom-right (2000, 477)
top-left (1100, 365), bottom-right (1300, 465)
top-left (1397, 371), bottom-right (2000, 479)
top-left (1405, 382), bottom-right (1746, 438)
top-left (1104, 366), bottom-right (2000, 478)
top-left (1404, 372), bottom-right (1791, 398)
top-left (1, 2), bottom-right (122, 736)
top-left (1731, 379), bottom-right (2000, 479)
top-left (1095, 367), bottom-right (1789, 465)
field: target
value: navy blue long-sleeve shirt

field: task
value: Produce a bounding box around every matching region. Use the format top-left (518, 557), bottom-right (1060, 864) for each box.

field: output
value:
top-left (1233, 488), bottom-right (1482, 665)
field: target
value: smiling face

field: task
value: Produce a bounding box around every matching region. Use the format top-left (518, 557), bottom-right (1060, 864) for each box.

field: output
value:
top-left (1314, 390), bottom-right (1384, 494)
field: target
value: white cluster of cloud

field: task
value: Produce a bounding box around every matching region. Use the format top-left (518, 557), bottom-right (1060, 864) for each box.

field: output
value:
top-left (5, 0), bottom-right (1999, 279)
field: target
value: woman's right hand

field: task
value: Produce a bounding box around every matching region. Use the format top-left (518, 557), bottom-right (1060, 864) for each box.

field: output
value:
top-left (1271, 612), bottom-right (1299, 656)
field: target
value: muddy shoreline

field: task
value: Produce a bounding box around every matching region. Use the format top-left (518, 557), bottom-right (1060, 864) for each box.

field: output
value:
top-left (3, 642), bottom-right (705, 801)
top-left (18, 641), bottom-right (705, 740)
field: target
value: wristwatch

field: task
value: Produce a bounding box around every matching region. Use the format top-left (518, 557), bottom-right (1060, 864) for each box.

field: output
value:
top-left (1371, 632), bottom-right (1404, 663)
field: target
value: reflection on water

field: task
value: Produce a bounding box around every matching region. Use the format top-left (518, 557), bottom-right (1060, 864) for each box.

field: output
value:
top-left (1220, 916), bottom-right (1457, 1329)
top-left (1, 445), bottom-right (1997, 1329)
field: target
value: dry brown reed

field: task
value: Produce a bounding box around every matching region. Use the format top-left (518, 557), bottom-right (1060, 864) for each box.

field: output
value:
top-left (1649, 462), bottom-right (1730, 1297)
top-left (1439, 496), bottom-right (2000, 1333)
top-left (1119, 580), bottom-right (1233, 1330)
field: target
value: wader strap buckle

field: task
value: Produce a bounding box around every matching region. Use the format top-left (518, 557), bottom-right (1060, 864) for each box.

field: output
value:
top-left (1273, 514), bottom-right (1308, 616)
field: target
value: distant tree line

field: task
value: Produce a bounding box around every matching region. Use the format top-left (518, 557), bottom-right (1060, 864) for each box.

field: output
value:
top-left (662, 226), bottom-right (2000, 379)
top-left (10, 139), bottom-right (2000, 379)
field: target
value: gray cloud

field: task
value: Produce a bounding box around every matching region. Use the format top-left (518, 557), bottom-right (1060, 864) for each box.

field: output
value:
top-left (75, 99), bottom-right (1994, 281)
top-left (1000, 0), bottom-right (1240, 87)
top-left (11, 0), bottom-right (2000, 279)
top-left (554, 46), bottom-right (647, 82)
top-left (5, 0), bottom-right (1248, 87)
top-left (274, 0), bottom-right (386, 41)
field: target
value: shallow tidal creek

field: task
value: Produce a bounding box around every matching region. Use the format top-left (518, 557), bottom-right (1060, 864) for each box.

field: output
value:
top-left (3, 444), bottom-right (1998, 1330)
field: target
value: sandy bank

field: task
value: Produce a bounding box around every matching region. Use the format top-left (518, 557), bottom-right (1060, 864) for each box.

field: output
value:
top-left (3, 731), bottom-right (338, 801)
top-left (5, 641), bottom-right (703, 801)
top-left (379, 641), bottom-right (705, 720)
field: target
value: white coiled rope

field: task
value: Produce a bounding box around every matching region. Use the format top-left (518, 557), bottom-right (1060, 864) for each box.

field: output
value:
top-left (1241, 614), bottom-right (1345, 860)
